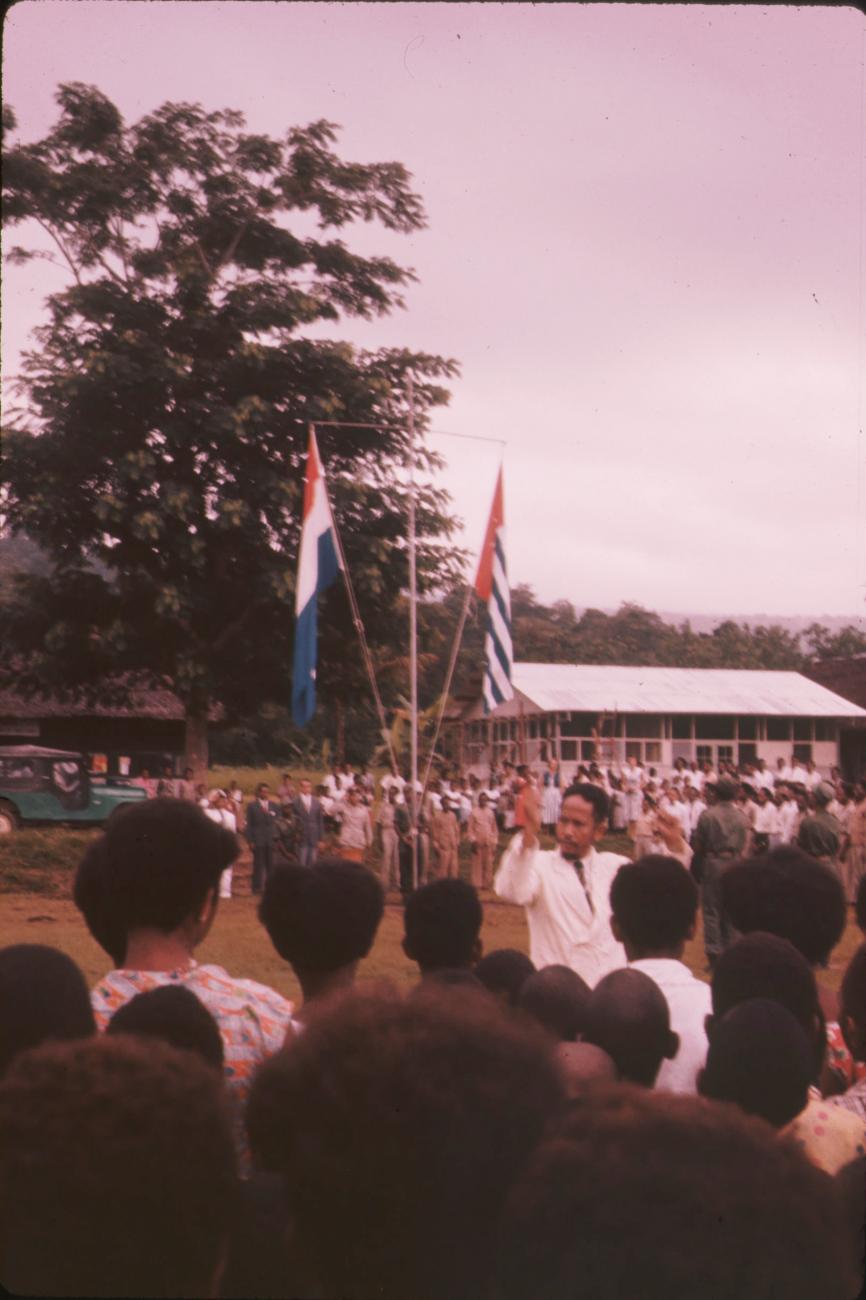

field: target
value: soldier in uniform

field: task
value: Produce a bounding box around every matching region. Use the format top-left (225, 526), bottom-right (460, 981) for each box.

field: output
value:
top-left (797, 782), bottom-right (843, 878)
top-left (691, 778), bottom-right (750, 968)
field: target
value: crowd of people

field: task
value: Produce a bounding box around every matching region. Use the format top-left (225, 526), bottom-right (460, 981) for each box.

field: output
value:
top-left (3, 755), bottom-right (865, 1297)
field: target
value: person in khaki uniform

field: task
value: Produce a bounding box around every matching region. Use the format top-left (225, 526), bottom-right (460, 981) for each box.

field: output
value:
top-left (430, 797), bottom-right (461, 880)
top-left (467, 792), bottom-right (498, 889)
top-left (692, 779), bottom-right (750, 967)
top-left (377, 787), bottom-right (401, 890)
top-left (846, 785), bottom-right (866, 904)
top-left (797, 783), bottom-right (843, 879)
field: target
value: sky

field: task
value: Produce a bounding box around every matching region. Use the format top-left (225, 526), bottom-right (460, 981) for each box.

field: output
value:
top-left (3, 1), bottom-right (865, 623)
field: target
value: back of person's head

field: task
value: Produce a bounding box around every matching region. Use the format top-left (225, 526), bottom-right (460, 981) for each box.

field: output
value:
top-left (0, 945), bottom-right (95, 1076)
top-left (74, 798), bottom-right (237, 941)
top-left (496, 1084), bottom-right (851, 1300)
top-left (715, 777), bottom-right (738, 801)
top-left (106, 984), bottom-right (224, 1073)
top-left (259, 859), bottom-right (384, 974)
top-left (699, 998), bottom-right (813, 1128)
top-left (474, 948), bottom-right (536, 1008)
top-left (518, 965), bottom-right (591, 1041)
top-left (246, 989), bottom-right (564, 1300)
top-left (554, 1041), bottom-right (617, 1097)
top-left (710, 932), bottom-right (823, 1075)
top-left (609, 856), bottom-right (698, 956)
top-left (403, 879), bottom-right (483, 973)
top-left (720, 846), bottom-right (846, 966)
top-left (72, 838), bottom-right (127, 965)
top-left (0, 1035), bottom-right (237, 1298)
top-left (582, 969), bottom-right (678, 1087)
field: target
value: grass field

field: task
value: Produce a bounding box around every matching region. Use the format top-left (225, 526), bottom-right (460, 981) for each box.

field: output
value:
top-left (0, 813), bottom-right (861, 1004)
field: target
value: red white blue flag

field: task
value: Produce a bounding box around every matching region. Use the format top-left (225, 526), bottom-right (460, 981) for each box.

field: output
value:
top-left (474, 468), bottom-right (513, 715)
top-left (292, 431), bottom-right (342, 727)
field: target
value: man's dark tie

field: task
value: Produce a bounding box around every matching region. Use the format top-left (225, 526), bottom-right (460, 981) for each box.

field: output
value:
top-left (574, 860), bottom-right (595, 914)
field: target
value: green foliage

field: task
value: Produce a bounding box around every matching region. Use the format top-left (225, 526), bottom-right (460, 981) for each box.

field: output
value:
top-left (2, 85), bottom-right (463, 750)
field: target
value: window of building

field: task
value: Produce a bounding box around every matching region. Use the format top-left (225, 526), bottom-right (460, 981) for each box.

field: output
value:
top-left (624, 714), bottom-right (663, 738)
top-left (695, 716), bottom-right (735, 740)
top-left (793, 743), bottom-right (812, 763)
top-left (792, 718), bottom-right (812, 742)
top-left (814, 718), bottom-right (835, 742)
top-left (581, 740), bottom-right (596, 761)
top-left (560, 740), bottom-right (577, 762)
top-left (559, 713), bottom-right (596, 737)
top-left (717, 745), bottom-right (734, 765)
top-left (737, 717), bottom-right (757, 740)
top-left (625, 741), bottom-right (642, 761)
top-left (644, 741), bottom-right (662, 763)
top-left (738, 743), bottom-right (758, 764)
top-left (671, 716), bottom-right (691, 740)
top-left (766, 718), bottom-right (790, 742)
top-left (696, 744), bottom-right (713, 765)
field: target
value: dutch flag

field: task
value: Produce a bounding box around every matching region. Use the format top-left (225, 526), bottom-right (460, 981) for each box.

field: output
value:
top-left (292, 430), bottom-right (343, 727)
top-left (474, 468), bottom-right (514, 715)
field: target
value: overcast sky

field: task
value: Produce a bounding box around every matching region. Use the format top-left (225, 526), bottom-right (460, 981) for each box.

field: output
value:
top-left (3, 1), bottom-right (865, 622)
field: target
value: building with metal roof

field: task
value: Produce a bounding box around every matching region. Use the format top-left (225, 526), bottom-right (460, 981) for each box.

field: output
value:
top-left (457, 664), bottom-right (866, 780)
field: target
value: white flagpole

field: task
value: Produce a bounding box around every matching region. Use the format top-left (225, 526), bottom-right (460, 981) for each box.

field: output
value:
top-left (407, 374), bottom-right (419, 890)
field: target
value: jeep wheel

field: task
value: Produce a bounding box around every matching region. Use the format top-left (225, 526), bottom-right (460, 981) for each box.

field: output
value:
top-left (0, 801), bottom-right (19, 834)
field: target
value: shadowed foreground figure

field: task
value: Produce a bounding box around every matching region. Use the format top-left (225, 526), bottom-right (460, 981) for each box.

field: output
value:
top-left (475, 948), bottom-right (536, 1008)
top-left (106, 983), bottom-right (224, 1073)
top-left (259, 858), bottom-right (384, 1019)
top-left (581, 968), bottom-right (679, 1087)
top-left (247, 989), bottom-right (565, 1300)
top-left (0, 944), bottom-right (95, 1077)
top-left (496, 1084), bottom-right (853, 1300)
top-left (0, 1035), bottom-right (237, 1298)
top-left (699, 998), bottom-right (814, 1128)
top-left (517, 965), bottom-right (591, 1042)
top-left (402, 878), bottom-right (483, 977)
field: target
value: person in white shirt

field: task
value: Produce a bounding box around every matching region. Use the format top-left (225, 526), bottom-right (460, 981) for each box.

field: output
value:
top-left (609, 854), bottom-right (711, 1094)
top-left (684, 786), bottom-right (707, 840)
top-left (493, 782), bottom-right (629, 986)
top-left (751, 787), bottom-right (780, 853)
top-left (754, 759), bottom-right (775, 792)
top-left (790, 759), bottom-right (809, 788)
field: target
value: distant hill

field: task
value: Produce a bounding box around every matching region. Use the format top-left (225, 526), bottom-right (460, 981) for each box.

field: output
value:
top-left (573, 607), bottom-right (865, 637)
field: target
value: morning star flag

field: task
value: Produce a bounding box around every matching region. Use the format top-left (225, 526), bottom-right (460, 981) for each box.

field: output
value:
top-left (474, 467), bottom-right (514, 714)
top-left (292, 430), bottom-right (343, 727)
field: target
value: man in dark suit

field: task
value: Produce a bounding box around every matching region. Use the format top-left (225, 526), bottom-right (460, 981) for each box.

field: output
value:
top-left (292, 779), bottom-right (324, 867)
top-left (245, 782), bottom-right (279, 894)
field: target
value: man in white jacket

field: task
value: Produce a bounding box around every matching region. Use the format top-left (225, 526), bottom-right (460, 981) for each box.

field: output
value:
top-left (493, 782), bottom-right (630, 987)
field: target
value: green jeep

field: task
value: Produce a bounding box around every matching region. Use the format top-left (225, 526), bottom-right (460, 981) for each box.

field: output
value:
top-left (0, 745), bottom-right (147, 833)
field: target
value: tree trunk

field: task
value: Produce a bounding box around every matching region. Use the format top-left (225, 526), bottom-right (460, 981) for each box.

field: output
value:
top-left (335, 698), bottom-right (345, 766)
top-left (185, 705), bottom-right (209, 782)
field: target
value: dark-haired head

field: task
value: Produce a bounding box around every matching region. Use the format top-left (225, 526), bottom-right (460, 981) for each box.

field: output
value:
top-left (260, 859), bottom-right (384, 977)
top-left (582, 969), bottom-right (678, 1087)
top-left (496, 1085), bottom-right (850, 1300)
top-left (475, 948), bottom-right (536, 1008)
top-left (518, 965), bottom-right (591, 1041)
top-left (0, 1035), bottom-right (237, 1298)
top-left (710, 932), bottom-right (823, 1078)
top-left (403, 879), bottom-right (483, 974)
top-left (0, 945), bottom-right (95, 1077)
top-left (699, 998), bottom-right (813, 1128)
top-left (74, 799), bottom-right (238, 950)
top-left (106, 985), bottom-right (224, 1073)
top-left (561, 782), bottom-right (609, 825)
top-left (610, 856), bottom-right (698, 958)
top-left (246, 989), bottom-right (564, 1300)
top-left (720, 846), bottom-right (846, 966)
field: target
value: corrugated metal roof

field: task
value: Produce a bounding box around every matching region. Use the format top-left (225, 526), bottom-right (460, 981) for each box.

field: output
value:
top-left (508, 664), bottom-right (866, 718)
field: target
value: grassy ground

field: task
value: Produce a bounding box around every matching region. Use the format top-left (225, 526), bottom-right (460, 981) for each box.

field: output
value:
top-left (0, 817), bottom-right (860, 1003)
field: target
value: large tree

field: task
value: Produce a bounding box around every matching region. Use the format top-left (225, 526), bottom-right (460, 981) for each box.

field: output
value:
top-left (1, 85), bottom-right (461, 769)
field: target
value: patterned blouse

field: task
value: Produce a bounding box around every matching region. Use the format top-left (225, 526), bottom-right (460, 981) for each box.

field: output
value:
top-left (91, 961), bottom-right (295, 1173)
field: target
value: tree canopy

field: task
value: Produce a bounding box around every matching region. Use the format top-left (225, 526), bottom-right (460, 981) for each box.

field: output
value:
top-left (2, 84), bottom-right (462, 767)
